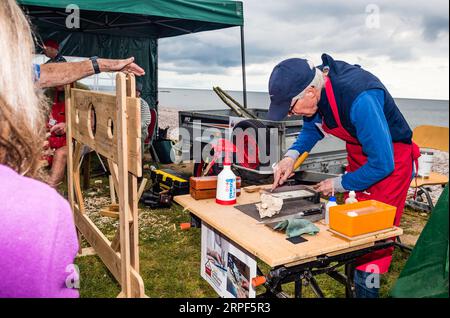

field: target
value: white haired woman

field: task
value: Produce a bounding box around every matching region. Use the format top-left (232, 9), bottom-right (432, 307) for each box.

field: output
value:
top-left (0, 0), bottom-right (78, 297)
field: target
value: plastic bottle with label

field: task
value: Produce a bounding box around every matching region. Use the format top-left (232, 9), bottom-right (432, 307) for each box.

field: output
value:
top-left (215, 139), bottom-right (237, 205)
top-left (345, 191), bottom-right (358, 204)
top-left (216, 163), bottom-right (237, 205)
top-left (325, 196), bottom-right (338, 225)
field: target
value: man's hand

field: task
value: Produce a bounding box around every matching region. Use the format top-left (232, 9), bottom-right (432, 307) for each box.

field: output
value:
top-left (272, 157), bottom-right (295, 191)
top-left (38, 57), bottom-right (145, 89)
top-left (98, 57), bottom-right (145, 76)
top-left (50, 122), bottom-right (66, 136)
top-left (313, 178), bottom-right (335, 196)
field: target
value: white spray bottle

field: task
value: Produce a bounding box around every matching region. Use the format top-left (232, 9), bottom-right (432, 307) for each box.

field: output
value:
top-left (215, 139), bottom-right (237, 205)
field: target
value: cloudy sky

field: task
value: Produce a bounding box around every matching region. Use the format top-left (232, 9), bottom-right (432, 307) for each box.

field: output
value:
top-left (158, 0), bottom-right (449, 100)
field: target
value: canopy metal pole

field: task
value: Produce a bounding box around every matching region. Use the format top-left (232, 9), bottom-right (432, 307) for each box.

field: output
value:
top-left (240, 25), bottom-right (248, 109)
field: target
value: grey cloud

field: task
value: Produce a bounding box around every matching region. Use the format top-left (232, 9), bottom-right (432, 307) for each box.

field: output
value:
top-left (159, 60), bottom-right (236, 75)
top-left (159, 36), bottom-right (242, 74)
top-left (422, 15), bottom-right (449, 41)
top-left (158, 0), bottom-right (448, 74)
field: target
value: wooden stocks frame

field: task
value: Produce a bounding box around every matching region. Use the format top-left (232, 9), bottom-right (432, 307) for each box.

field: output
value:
top-left (66, 73), bottom-right (146, 297)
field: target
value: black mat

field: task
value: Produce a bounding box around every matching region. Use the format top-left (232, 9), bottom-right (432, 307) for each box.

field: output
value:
top-left (286, 236), bottom-right (308, 244)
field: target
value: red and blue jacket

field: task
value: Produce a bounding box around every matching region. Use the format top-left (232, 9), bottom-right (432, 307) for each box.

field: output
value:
top-left (286, 54), bottom-right (413, 191)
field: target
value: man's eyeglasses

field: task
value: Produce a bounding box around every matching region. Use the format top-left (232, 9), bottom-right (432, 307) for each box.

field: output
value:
top-left (287, 99), bottom-right (299, 116)
top-left (287, 86), bottom-right (316, 116)
top-left (288, 91), bottom-right (305, 115)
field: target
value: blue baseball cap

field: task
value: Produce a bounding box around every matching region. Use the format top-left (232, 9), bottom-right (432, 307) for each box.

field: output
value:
top-left (266, 58), bottom-right (316, 121)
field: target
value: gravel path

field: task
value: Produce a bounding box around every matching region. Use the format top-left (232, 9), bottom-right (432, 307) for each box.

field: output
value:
top-left (158, 107), bottom-right (180, 140)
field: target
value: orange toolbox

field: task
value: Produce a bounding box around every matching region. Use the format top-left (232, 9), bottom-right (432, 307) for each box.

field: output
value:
top-left (329, 200), bottom-right (396, 238)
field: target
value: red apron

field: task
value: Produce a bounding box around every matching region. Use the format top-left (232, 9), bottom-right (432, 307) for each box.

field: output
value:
top-left (321, 77), bottom-right (420, 274)
top-left (48, 90), bottom-right (66, 149)
top-left (44, 90), bottom-right (67, 166)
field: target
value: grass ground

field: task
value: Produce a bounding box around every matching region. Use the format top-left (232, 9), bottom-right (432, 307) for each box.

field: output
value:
top-left (68, 164), bottom-right (430, 298)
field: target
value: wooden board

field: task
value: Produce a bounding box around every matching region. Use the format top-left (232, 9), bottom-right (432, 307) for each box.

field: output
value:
top-left (174, 188), bottom-right (403, 268)
top-left (410, 172), bottom-right (448, 187)
top-left (70, 89), bottom-right (142, 177)
top-left (190, 187), bottom-right (242, 200)
top-left (328, 227), bottom-right (397, 241)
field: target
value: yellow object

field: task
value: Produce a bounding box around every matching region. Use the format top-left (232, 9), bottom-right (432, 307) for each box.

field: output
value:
top-left (154, 169), bottom-right (187, 183)
top-left (412, 125), bottom-right (449, 152)
top-left (294, 151), bottom-right (309, 170)
top-left (329, 200), bottom-right (396, 238)
top-left (409, 125), bottom-right (449, 188)
top-left (152, 168), bottom-right (188, 190)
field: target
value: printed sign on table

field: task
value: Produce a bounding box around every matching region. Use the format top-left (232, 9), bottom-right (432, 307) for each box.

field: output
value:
top-left (200, 223), bottom-right (257, 298)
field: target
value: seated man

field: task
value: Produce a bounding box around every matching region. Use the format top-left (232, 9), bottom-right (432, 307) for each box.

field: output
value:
top-left (44, 82), bottom-right (88, 187)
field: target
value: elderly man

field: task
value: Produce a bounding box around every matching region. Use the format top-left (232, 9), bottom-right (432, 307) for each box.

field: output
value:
top-left (268, 54), bottom-right (420, 298)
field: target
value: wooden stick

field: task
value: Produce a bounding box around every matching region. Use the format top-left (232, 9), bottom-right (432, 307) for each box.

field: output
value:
top-left (65, 84), bottom-right (83, 253)
top-left (213, 86), bottom-right (245, 117)
top-left (137, 178), bottom-right (148, 200)
top-left (117, 73), bottom-right (132, 297)
top-left (109, 175), bottom-right (117, 204)
top-left (73, 143), bottom-right (85, 213)
top-left (126, 73), bottom-right (140, 273)
top-left (216, 86), bottom-right (257, 119)
top-left (129, 173), bottom-right (139, 272)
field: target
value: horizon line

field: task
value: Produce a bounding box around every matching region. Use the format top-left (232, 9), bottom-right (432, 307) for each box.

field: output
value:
top-left (158, 86), bottom-right (450, 102)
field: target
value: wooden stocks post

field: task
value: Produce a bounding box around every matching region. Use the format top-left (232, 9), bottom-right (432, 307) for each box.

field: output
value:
top-left (66, 73), bottom-right (146, 297)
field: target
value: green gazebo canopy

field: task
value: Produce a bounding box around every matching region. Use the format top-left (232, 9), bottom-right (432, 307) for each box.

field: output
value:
top-left (19, 0), bottom-right (244, 107)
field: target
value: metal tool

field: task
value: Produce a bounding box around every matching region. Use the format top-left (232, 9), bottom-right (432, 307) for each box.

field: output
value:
top-left (262, 184), bottom-right (318, 200)
top-left (254, 184), bottom-right (323, 225)
top-left (257, 203), bottom-right (323, 224)
top-left (271, 151), bottom-right (309, 192)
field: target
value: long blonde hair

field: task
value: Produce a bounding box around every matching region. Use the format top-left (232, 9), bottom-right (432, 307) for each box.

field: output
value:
top-left (0, 0), bottom-right (46, 177)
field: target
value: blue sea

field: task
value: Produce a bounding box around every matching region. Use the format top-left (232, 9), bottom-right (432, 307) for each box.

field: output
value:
top-left (158, 87), bottom-right (449, 129)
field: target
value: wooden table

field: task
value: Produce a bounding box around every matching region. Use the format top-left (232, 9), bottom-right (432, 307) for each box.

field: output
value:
top-left (175, 187), bottom-right (403, 297)
top-left (174, 189), bottom-right (402, 268)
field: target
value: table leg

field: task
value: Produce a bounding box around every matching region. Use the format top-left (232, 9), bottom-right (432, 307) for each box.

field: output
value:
top-left (294, 278), bottom-right (303, 298)
top-left (307, 274), bottom-right (324, 298)
top-left (344, 263), bottom-right (356, 298)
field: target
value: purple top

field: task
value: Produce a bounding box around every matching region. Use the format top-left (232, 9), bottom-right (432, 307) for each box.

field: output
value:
top-left (0, 164), bottom-right (79, 298)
